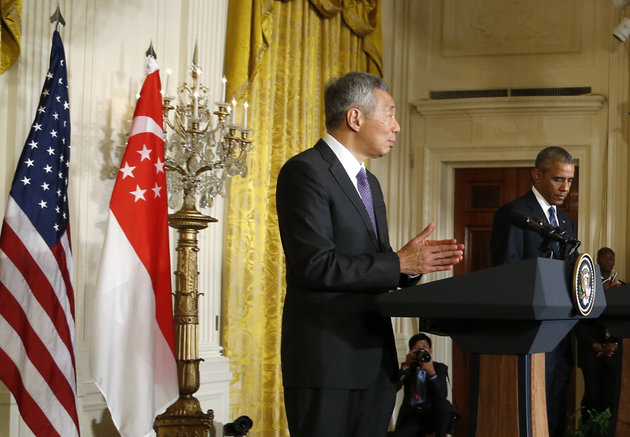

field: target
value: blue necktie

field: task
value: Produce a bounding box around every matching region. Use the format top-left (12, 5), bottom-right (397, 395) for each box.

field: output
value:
top-left (548, 206), bottom-right (560, 256)
top-left (548, 206), bottom-right (558, 227)
top-left (357, 167), bottom-right (377, 234)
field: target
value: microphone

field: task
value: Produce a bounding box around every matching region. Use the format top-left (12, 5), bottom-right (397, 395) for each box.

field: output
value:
top-left (508, 210), bottom-right (581, 248)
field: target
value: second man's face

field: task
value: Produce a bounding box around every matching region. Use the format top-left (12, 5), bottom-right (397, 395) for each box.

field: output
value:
top-left (532, 160), bottom-right (575, 206)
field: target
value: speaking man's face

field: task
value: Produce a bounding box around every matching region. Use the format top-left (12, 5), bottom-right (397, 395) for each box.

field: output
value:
top-left (532, 160), bottom-right (575, 206)
top-left (355, 88), bottom-right (400, 159)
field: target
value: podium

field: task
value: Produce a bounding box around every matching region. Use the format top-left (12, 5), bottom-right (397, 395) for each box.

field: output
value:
top-left (600, 283), bottom-right (630, 436)
top-left (601, 283), bottom-right (630, 336)
top-left (376, 257), bottom-right (605, 437)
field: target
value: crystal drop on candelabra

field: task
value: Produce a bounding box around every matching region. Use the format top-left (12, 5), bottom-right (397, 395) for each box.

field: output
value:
top-left (199, 193), bottom-right (211, 209)
top-left (166, 132), bottom-right (180, 152)
top-left (167, 172), bottom-right (184, 210)
top-left (226, 164), bottom-right (239, 178)
top-left (188, 153), bottom-right (201, 173)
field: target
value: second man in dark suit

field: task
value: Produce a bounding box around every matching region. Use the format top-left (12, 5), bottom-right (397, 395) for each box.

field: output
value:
top-left (490, 146), bottom-right (578, 437)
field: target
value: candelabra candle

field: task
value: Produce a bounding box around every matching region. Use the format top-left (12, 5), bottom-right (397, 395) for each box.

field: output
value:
top-left (231, 99), bottom-right (237, 125)
top-left (165, 68), bottom-right (172, 96)
top-left (243, 102), bottom-right (249, 129)
top-left (162, 46), bottom-right (253, 212)
top-left (221, 76), bottom-right (227, 102)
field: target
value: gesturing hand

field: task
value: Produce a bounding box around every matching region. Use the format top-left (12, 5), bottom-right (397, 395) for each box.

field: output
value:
top-left (397, 223), bottom-right (465, 275)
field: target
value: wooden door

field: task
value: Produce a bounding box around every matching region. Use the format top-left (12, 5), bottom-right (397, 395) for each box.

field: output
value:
top-left (450, 166), bottom-right (579, 436)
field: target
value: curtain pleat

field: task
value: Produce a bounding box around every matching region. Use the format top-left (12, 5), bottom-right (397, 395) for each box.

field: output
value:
top-left (0, 0), bottom-right (22, 75)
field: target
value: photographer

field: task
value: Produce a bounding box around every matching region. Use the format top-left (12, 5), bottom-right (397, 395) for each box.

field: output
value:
top-left (393, 333), bottom-right (453, 437)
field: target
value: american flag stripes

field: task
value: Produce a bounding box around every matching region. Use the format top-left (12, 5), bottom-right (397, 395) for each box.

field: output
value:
top-left (0, 29), bottom-right (80, 437)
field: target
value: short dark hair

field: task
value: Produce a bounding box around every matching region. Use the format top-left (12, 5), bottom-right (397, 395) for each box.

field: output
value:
top-left (324, 72), bottom-right (389, 130)
top-left (408, 332), bottom-right (432, 350)
top-left (535, 146), bottom-right (574, 172)
top-left (597, 246), bottom-right (614, 259)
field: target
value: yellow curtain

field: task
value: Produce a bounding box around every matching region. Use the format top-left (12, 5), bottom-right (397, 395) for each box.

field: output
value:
top-left (222, 0), bottom-right (382, 435)
top-left (0, 0), bottom-right (21, 75)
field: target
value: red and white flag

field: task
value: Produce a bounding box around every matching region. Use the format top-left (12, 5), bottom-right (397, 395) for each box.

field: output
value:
top-left (0, 30), bottom-right (80, 437)
top-left (91, 55), bottom-right (178, 437)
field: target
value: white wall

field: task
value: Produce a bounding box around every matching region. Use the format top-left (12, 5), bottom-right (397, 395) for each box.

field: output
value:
top-left (0, 1), bottom-right (230, 436)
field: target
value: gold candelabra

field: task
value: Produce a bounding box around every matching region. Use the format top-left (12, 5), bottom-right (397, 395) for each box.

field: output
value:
top-left (154, 43), bottom-right (252, 437)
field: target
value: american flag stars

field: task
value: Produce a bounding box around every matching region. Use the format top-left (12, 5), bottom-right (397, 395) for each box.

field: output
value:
top-left (9, 32), bottom-right (71, 248)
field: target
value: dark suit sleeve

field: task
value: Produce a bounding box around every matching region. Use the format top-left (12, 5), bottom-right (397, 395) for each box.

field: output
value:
top-left (574, 320), bottom-right (599, 349)
top-left (427, 362), bottom-right (449, 400)
top-left (491, 203), bottom-right (525, 266)
top-left (277, 156), bottom-right (402, 293)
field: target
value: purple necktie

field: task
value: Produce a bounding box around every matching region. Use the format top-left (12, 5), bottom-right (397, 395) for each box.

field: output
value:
top-left (357, 167), bottom-right (377, 234)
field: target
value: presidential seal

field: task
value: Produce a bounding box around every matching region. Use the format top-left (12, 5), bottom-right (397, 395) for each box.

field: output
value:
top-left (573, 253), bottom-right (596, 316)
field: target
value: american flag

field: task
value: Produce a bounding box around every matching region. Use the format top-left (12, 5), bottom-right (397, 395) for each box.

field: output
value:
top-left (0, 30), bottom-right (80, 437)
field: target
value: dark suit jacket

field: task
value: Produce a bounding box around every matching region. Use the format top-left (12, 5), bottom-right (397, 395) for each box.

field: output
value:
top-left (574, 321), bottom-right (614, 368)
top-left (396, 361), bottom-right (449, 427)
top-left (490, 189), bottom-right (578, 266)
top-left (276, 139), bottom-right (418, 390)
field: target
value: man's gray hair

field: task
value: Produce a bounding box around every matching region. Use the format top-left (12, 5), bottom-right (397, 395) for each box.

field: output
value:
top-left (535, 146), bottom-right (574, 172)
top-left (324, 72), bottom-right (389, 130)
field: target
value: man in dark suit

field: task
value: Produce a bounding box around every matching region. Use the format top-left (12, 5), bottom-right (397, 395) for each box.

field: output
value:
top-left (276, 72), bottom-right (464, 437)
top-left (394, 333), bottom-right (453, 437)
top-left (490, 146), bottom-right (577, 437)
top-left (574, 247), bottom-right (624, 436)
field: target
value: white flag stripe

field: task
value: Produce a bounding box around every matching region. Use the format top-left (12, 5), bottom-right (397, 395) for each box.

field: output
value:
top-left (152, 323), bottom-right (179, 413)
top-left (92, 211), bottom-right (175, 436)
top-left (130, 115), bottom-right (163, 140)
top-left (0, 316), bottom-right (79, 437)
top-left (0, 247), bottom-right (76, 391)
top-left (60, 232), bottom-right (74, 284)
top-left (4, 198), bottom-right (76, 344)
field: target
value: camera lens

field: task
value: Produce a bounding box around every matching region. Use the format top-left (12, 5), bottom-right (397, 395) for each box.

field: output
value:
top-left (416, 349), bottom-right (431, 363)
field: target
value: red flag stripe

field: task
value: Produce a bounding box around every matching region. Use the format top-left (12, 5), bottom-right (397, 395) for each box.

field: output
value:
top-left (0, 316), bottom-right (78, 436)
top-left (52, 233), bottom-right (75, 318)
top-left (0, 218), bottom-right (76, 364)
top-left (3, 200), bottom-right (76, 341)
top-left (0, 282), bottom-right (79, 427)
top-left (0, 348), bottom-right (62, 437)
top-left (0, 247), bottom-right (76, 392)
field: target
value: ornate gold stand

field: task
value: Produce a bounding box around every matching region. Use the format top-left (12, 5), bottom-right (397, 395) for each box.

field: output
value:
top-left (154, 43), bottom-right (252, 436)
top-left (154, 193), bottom-right (216, 437)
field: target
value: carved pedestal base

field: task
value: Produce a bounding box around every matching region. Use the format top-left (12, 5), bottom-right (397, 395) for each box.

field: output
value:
top-left (154, 357), bottom-right (215, 437)
top-left (154, 398), bottom-right (214, 437)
